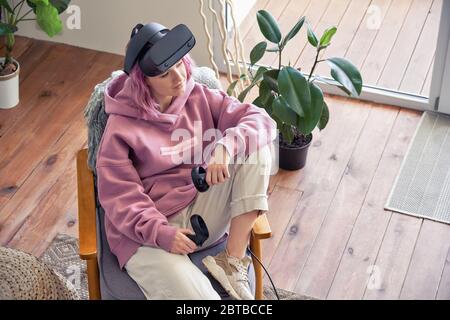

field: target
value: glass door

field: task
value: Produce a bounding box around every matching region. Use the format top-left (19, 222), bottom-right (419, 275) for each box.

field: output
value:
top-left (215, 0), bottom-right (444, 111)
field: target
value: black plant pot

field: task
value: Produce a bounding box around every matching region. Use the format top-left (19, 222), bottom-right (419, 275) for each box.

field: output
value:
top-left (278, 133), bottom-right (313, 171)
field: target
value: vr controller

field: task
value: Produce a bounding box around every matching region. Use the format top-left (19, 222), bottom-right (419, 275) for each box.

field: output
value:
top-left (187, 166), bottom-right (210, 246)
top-left (186, 214), bottom-right (209, 247)
top-left (191, 166), bottom-right (209, 193)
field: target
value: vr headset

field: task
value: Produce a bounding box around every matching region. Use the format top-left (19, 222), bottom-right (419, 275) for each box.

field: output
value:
top-left (124, 22), bottom-right (196, 77)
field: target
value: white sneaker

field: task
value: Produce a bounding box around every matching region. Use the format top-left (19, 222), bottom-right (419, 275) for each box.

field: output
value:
top-left (202, 250), bottom-right (254, 300)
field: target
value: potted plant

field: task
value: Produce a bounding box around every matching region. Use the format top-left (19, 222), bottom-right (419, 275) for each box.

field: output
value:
top-left (0, 0), bottom-right (71, 109)
top-left (228, 10), bottom-right (363, 170)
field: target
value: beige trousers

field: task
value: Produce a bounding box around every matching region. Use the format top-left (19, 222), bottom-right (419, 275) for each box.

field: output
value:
top-left (125, 143), bottom-right (275, 300)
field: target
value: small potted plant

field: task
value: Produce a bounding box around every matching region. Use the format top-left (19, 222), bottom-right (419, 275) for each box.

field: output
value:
top-left (0, 0), bottom-right (71, 109)
top-left (228, 10), bottom-right (363, 170)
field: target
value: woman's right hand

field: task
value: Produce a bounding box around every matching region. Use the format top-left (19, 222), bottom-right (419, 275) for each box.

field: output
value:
top-left (169, 228), bottom-right (198, 255)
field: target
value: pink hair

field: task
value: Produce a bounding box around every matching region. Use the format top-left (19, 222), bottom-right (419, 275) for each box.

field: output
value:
top-left (128, 54), bottom-right (196, 115)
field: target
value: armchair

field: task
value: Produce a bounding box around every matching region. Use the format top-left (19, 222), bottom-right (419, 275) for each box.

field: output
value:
top-left (76, 67), bottom-right (272, 300)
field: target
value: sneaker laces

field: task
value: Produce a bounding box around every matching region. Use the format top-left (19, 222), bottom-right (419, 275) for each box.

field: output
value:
top-left (227, 254), bottom-right (251, 284)
top-left (235, 261), bottom-right (250, 284)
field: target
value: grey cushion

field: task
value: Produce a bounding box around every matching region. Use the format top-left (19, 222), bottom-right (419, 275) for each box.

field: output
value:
top-left (95, 198), bottom-right (255, 300)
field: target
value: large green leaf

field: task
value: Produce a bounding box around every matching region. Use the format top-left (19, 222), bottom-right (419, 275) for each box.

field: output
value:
top-left (259, 80), bottom-right (272, 102)
top-left (253, 95), bottom-right (274, 115)
top-left (278, 66), bottom-right (310, 117)
top-left (237, 86), bottom-right (252, 103)
top-left (237, 66), bottom-right (267, 102)
top-left (273, 96), bottom-right (297, 126)
top-left (250, 41), bottom-right (267, 65)
top-left (27, 0), bottom-right (49, 14)
top-left (227, 74), bottom-right (247, 96)
top-left (263, 69), bottom-right (279, 93)
top-left (254, 78), bottom-right (278, 123)
top-left (253, 66), bottom-right (268, 84)
top-left (0, 0), bottom-right (14, 14)
top-left (36, 3), bottom-right (62, 37)
top-left (319, 26), bottom-right (337, 48)
top-left (48, 0), bottom-right (70, 14)
top-left (253, 96), bottom-right (265, 111)
top-left (313, 74), bottom-right (356, 97)
top-left (318, 101), bottom-right (329, 130)
top-left (297, 82), bottom-right (324, 135)
top-left (271, 113), bottom-right (284, 131)
top-left (256, 10), bottom-right (282, 44)
top-left (27, 0), bottom-right (70, 14)
top-left (281, 16), bottom-right (305, 48)
top-left (227, 80), bottom-right (239, 97)
top-left (307, 23), bottom-right (318, 48)
top-left (0, 23), bottom-right (18, 35)
top-left (280, 123), bottom-right (295, 145)
top-left (28, 0), bottom-right (49, 5)
top-left (327, 57), bottom-right (362, 96)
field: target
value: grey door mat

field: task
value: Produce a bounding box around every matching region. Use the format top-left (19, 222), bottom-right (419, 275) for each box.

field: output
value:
top-left (385, 111), bottom-right (450, 224)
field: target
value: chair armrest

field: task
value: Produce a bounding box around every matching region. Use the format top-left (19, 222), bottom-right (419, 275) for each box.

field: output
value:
top-left (251, 213), bottom-right (271, 240)
top-left (77, 149), bottom-right (98, 260)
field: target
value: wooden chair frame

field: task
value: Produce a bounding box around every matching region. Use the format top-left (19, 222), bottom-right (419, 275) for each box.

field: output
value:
top-left (77, 148), bottom-right (272, 300)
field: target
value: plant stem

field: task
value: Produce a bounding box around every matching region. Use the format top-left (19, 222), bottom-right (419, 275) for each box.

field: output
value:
top-left (7, 6), bottom-right (13, 24)
top-left (14, 0), bottom-right (26, 23)
top-left (5, 33), bottom-right (15, 65)
top-left (0, 7), bottom-right (4, 69)
top-left (247, 64), bottom-right (255, 86)
top-left (3, 9), bottom-right (15, 66)
top-left (308, 49), bottom-right (321, 82)
top-left (278, 45), bottom-right (282, 70)
top-left (13, 0), bottom-right (26, 12)
top-left (16, 8), bottom-right (33, 23)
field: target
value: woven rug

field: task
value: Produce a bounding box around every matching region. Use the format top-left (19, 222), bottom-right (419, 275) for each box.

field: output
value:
top-left (385, 112), bottom-right (450, 223)
top-left (40, 234), bottom-right (315, 300)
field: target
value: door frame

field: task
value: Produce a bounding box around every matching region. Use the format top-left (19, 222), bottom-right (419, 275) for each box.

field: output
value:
top-left (431, 0), bottom-right (450, 114)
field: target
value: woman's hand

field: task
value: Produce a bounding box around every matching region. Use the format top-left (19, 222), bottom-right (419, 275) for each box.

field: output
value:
top-left (169, 228), bottom-right (198, 255)
top-left (206, 144), bottom-right (231, 186)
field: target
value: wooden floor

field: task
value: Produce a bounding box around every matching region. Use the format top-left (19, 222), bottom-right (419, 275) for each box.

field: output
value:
top-left (236, 0), bottom-right (442, 96)
top-left (1, 36), bottom-right (450, 300)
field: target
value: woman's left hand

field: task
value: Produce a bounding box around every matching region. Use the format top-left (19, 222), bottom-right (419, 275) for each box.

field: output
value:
top-left (206, 144), bottom-right (231, 186)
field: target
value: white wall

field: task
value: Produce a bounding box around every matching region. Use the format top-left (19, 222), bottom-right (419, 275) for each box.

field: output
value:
top-left (15, 0), bottom-right (257, 70)
top-left (15, 0), bottom-right (214, 67)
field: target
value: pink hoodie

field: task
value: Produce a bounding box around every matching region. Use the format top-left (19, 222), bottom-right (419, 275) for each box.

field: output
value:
top-left (96, 72), bottom-right (277, 269)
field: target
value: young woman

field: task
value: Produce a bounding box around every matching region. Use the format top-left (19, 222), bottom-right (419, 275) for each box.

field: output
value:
top-left (96, 23), bottom-right (277, 300)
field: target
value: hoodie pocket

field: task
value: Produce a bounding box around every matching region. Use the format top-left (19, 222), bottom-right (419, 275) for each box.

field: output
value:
top-left (147, 175), bottom-right (195, 215)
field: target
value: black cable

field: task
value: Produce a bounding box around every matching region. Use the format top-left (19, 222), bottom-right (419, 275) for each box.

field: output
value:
top-left (247, 246), bottom-right (280, 300)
